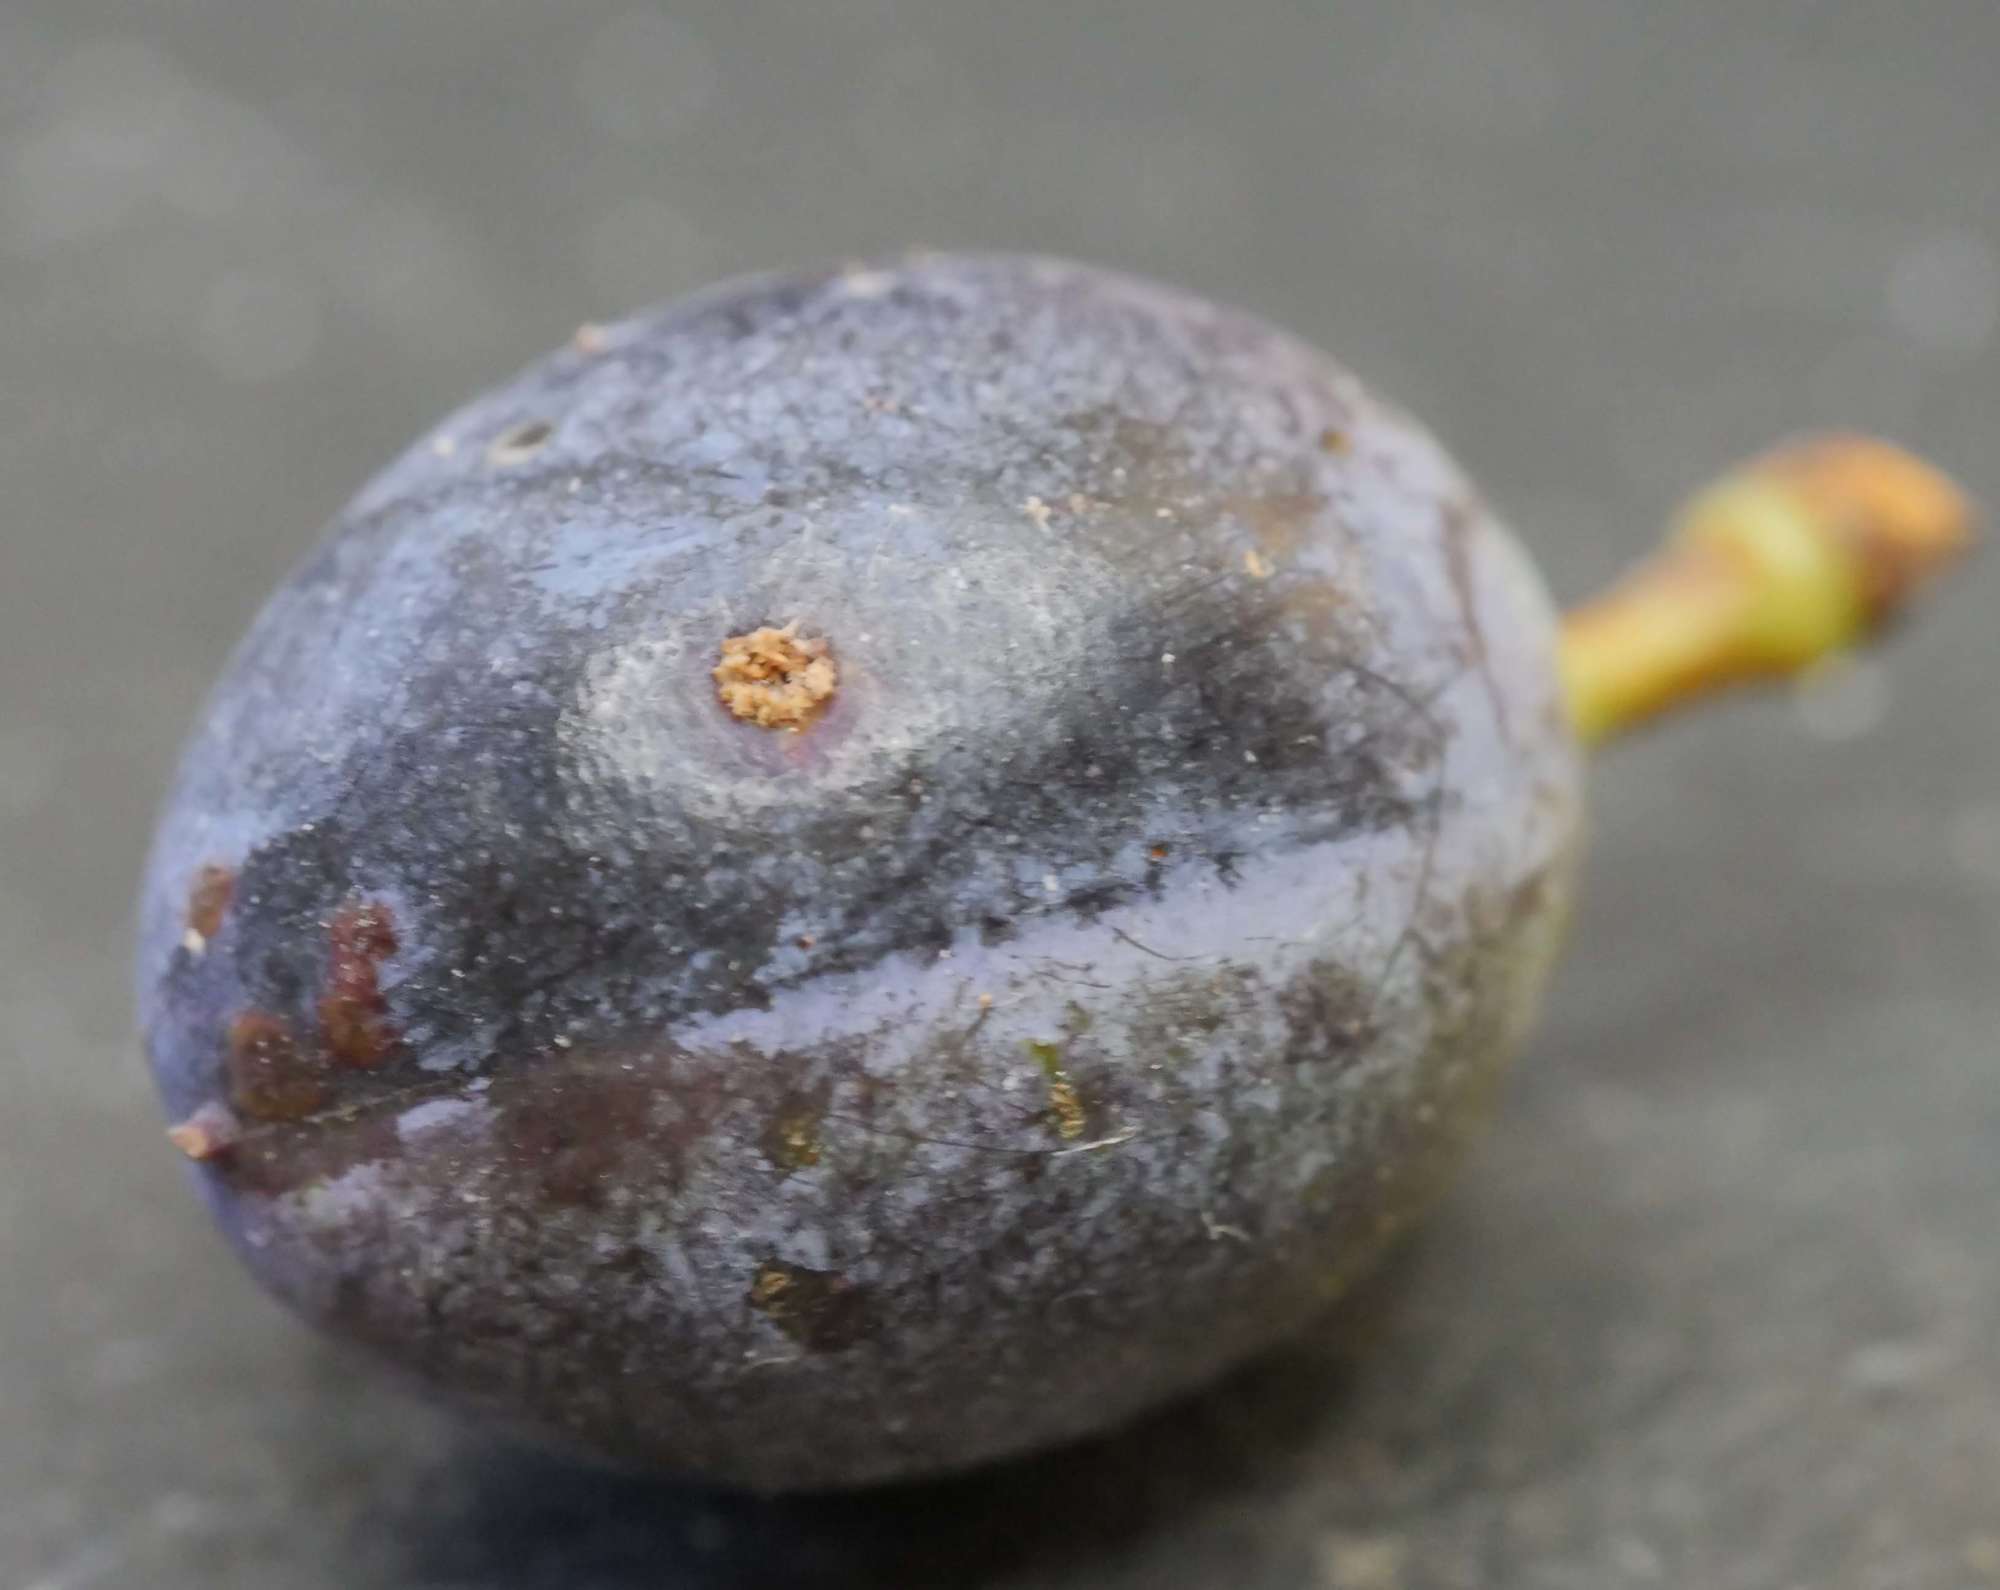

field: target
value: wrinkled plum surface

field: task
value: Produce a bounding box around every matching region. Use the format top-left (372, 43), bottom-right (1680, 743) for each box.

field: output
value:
top-left (138, 255), bottom-right (1581, 1489)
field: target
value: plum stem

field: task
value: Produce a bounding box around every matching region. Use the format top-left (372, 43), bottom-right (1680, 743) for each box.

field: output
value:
top-left (1559, 434), bottom-right (1977, 746)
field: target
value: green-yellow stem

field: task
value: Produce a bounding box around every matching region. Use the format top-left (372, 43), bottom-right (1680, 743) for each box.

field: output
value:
top-left (1560, 435), bottom-right (1977, 746)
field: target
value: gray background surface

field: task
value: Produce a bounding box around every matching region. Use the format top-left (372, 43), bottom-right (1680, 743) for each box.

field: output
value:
top-left (2, 3), bottom-right (1996, 1587)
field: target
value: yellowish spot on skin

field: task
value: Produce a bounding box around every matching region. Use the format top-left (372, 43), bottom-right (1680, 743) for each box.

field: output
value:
top-left (744, 1259), bottom-right (868, 1350)
top-left (1046, 1078), bottom-right (1087, 1140)
top-left (1022, 495), bottom-right (1053, 530)
top-left (714, 623), bottom-right (837, 731)
top-left (763, 1109), bottom-right (823, 1171)
top-left (167, 1102), bottom-right (242, 1161)
top-left (1244, 548), bottom-right (1274, 579)
top-left (1027, 1040), bottom-right (1087, 1139)
top-left (749, 1265), bottom-right (793, 1310)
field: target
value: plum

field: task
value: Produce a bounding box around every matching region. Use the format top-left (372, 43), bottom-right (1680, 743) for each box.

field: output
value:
top-left (137, 254), bottom-right (1970, 1489)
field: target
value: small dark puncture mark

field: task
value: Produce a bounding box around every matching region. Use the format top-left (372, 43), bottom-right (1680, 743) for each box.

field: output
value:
top-left (321, 900), bottom-right (400, 1067)
top-left (167, 1100), bottom-right (243, 1161)
top-left (487, 419), bottom-right (553, 468)
top-left (186, 864), bottom-right (235, 946)
top-left (747, 1260), bottom-right (872, 1352)
top-left (225, 1012), bottom-right (328, 1121)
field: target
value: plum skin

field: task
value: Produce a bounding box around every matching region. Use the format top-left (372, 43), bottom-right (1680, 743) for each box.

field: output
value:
top-left (138, 254), bottom-right (1581, 1489)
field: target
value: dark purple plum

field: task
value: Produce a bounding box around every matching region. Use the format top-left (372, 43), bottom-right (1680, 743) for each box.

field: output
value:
top-left (139, 254), bottom-right (1580, 1488)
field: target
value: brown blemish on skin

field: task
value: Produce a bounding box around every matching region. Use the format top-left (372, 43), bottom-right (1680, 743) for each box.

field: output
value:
top-left (225, 1012), bottom-right (328, 1121)
top-left (490, 1052), bottom-right (733, 1210)
top-left (1319, 426), bottom-right (1351, 455)
top-left (1276, 961), bottom-right (1379, 1069)
top-left (320, 900), bottom-right (400, 1067)
top-left (747, 1260), bottom-right (871, 1352)
top-left (167, 1101), bottom-right (242, 1161)
top-left (187, 864), bottom-right (235, 942)
top-left (1223, 491), bottom-right (1324, 560)
top-left (504, 1082), bottom-right (646, 1209)
top-left (487, 419), bottom-right (553, 467)
top-left (714, 623), bottom-right (837, 731)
